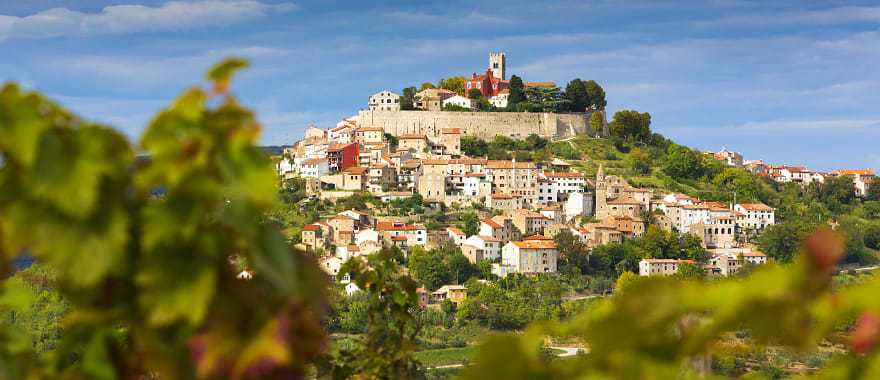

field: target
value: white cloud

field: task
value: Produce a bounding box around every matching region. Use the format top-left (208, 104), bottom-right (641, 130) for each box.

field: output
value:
top-left (692, 6), bottom-right (880, 29)
top-left (0, 0), bottom-right (297, 40)
top-left (727, 118), bottom-right (880, 131)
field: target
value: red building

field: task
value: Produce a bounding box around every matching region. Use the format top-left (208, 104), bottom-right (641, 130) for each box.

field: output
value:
top-left (465, 69), bottom-right (508, 98)
top-left (327, 143), bottom-right (359, 173)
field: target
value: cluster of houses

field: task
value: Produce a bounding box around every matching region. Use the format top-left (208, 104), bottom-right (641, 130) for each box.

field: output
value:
top-left (711, 148), bottom-right (875, 197)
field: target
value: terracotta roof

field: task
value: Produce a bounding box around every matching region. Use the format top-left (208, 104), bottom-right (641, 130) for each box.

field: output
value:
top-left (543, 172), bottom-right (583, 178)
top-left (475, 235), bottom-right (501, 242)
top-left (523, 235), bottom-right (552, 241)
top-left (390, 235), bottom-right (407, 241)
top-left (328, 143), bottom-right (356, 152)
top-left (744, 251), bottom-right (767, 257)
top-left (447, 227), bottom-right (465, 236)
top-left (422, 159), bottom-right (449, 165)
top-left (464, 172), bottom-right (486, 177)
top-left (737, 203), bottom-right (773, 211)
top-left (641, 259), bottom-right (695, 264)
top-left (346, 245), bottom-right (360, 252)
top-left (606, 196), bottom-right (642, 205)
top-left (303, 224), bottom-right (320, 231)
top-left (511, 240), bottom-right (557, 249)
top-left (525, 81), bottom-right (557, 88)
top-left (442, 128), bottom-right (462, 134)
top-left (486, 160), bottom-right (535, 169)
top-left (302, 158), bottom-right (327, 166)
top-left (399, 134), bottom-right (427, 139)
top-left (376, 221), bottom-right (425, 231)
top-left (833, 169), bottom-right (875, 176)
top-left (481, 218), bottom-right (502, 229)
top-left (489, 193), bottom-right (518, 200)
top-left (357, 127), bottom-right (384, 132)
top-left (344, 167), bottom-right (368, 175)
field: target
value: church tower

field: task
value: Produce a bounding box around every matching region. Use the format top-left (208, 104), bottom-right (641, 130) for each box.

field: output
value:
top-left (595, 164), bottom-right (607, 218)
top-left (489, 52), bottom-right (506, 80)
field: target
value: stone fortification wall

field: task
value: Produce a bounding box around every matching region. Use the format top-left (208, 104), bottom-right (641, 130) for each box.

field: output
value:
top-left (356, 110), bottom-right (594, 140)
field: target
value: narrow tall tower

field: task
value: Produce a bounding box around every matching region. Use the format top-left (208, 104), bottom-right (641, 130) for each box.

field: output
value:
top-left (489, 52), bottom-right (506, 80)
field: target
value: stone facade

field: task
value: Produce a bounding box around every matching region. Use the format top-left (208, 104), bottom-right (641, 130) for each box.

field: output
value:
top-left (356, 110), bottom-right (594, 140)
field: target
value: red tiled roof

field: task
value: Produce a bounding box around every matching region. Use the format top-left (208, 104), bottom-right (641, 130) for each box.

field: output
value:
top-left (442, 128), bottom-right (462, 134)
top-left (833, 169), bottom-right (875, 176)
top-left (344, 167), bottom-right (368, 174)
top-left (481, 218), bottom-right (502, 229)
top-left (523, 235), bottom-right (552, 241)
top-left (737, 203), bottom-right (773, 211)
top-left (447, 227), bottom-right (465, 236)
top-left (303, 224), bottom-right (320, 231)
top-left (377, 221), bottom-right (425, 231)
top-left (511, 240), bottom-right (556, 249)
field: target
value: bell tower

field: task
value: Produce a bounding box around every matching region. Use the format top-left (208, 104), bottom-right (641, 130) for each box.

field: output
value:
top-left (489, 52), bottom-right (506, 80)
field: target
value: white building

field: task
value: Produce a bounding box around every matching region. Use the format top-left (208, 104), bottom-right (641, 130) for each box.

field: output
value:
top-left (462, 235), bottom-right (502, 261)
top-left (489, 91), bottom-right (509, 108)
top-left (831, 169), bottom-right (875, 197)
top-left (563, 192), bottom-right (595, 221)
top-left (493, 240), bottom-right (558, 277)
top-left (638, 259), bottom-right (694, 277)
top-left (300, 158), bottom-right (329, 178)
top-left (446, 227), bottom-right (467, 246)
top-left (734, 203), bottom-right (775, 232)
top-left (368, 90), bottom-right (401, 111)
top-left (442, 95), bottom-right (477, 110)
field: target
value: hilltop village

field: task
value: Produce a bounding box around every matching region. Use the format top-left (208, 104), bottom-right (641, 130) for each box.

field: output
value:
top-left (273, 53), bottom-right (876, 301)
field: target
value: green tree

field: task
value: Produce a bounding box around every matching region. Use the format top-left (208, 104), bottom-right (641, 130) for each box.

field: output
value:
top-left (439, 76), bottom-right (467, 96)
top-left (674, 263), bottom-right (706, 280)
top-left (589, 111), bottom-right (605, 136)
top-left (400, 86), bottom-right (418, 110)
top-left (867, 180), bottom-right (880, 201)
top-left (583, 80), bottom-right (607, 110)
top-left (564, 79), bottom-right (588, 112)
top-left (758, 222), bottom-right (810, 262)
top-left (468, 88), bottom-right (483, 99)
top-left (713, 168), bottom-right (762, 202)
top-left (506, 75), bottom-right (526, 110)
top-left (663, 145), bottom-right (706, 180)
top-left (554, 230), bottom-right (590, 273)
top-left (609, 110), bottom-right (651, 142)
top-left (326, 250), bottom-right (425, 378)
top-left (613, 271), bottom-right (639, 295)
top-left (2, 264), bottom-right (69, 354)
top-left (461, 136), bottom-right (488, 157)
top-left (420, 82), bottom-right (435, 90)
top-left (461, 212), bottom-right (480, 236)
top-left (630, 147), bottom-right (652, 175)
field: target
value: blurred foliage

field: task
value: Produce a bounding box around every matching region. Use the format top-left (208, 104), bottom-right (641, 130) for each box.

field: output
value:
top-left (462, 230), bottom-right (880, 379)
top-left (0, 59), bottom-right (328, 379)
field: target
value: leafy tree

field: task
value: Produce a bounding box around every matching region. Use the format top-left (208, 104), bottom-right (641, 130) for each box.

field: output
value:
top-left (2, 264), bottom-right (68, 354)
top-left (564, 79), bottom-right (588, 112)
top-left (506, 75), bottom-right (526, 110)
top-left (280, 176), bottom-right (308, 204)
top-left (554, 230), bottom-right (590, 273)
top-left (521, 85), bottom-right (570, 113)
top-left (325, 250), bottom-right (425, 378)
top-left (439, 76), bottom-right (467, 96)
top-left (613, 271), bottom-right (639, 295)
top-left (400, 86), bottom-right (418, 110)
top-left (862, 201), bottom-right (880, 219)
top-left (864, 223), bottom-right (880, 250)
top-left (629, 147), bottom-right (652, 175)
top-left (663, 145), bottom-right (706, 180)
top-left (674, 263), bottom-right (706, 280)
top-left (589, 111), bottom-right (605, 136)
top-left (810, 175), bottom-right (857, 211)
top-left (867, 180), bottom-right (880, 201)
top-left (758, 222), bottom-right (811, 262)
top-left (468, 88), bottom-right (483, 99)
top-left (420, 82), bottom-right (435, 90)
top-left (461, 136), bottom-right (488, 157)
top-left (461, 212), bottom-right (480, 236)
top-left (583, 80), bottom-right (607, 110)
top-left (609, 110), bottom-right (651, 142)
top-left (713, 168), bottom-right (762, 202)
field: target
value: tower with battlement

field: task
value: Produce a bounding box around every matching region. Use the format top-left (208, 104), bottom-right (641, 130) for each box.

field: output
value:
top-left (489, 52), bottom-right (506, 80)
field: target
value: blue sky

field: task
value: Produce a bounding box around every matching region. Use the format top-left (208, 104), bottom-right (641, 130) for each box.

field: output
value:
top-left (1, 0), bottom-right (878, 171)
